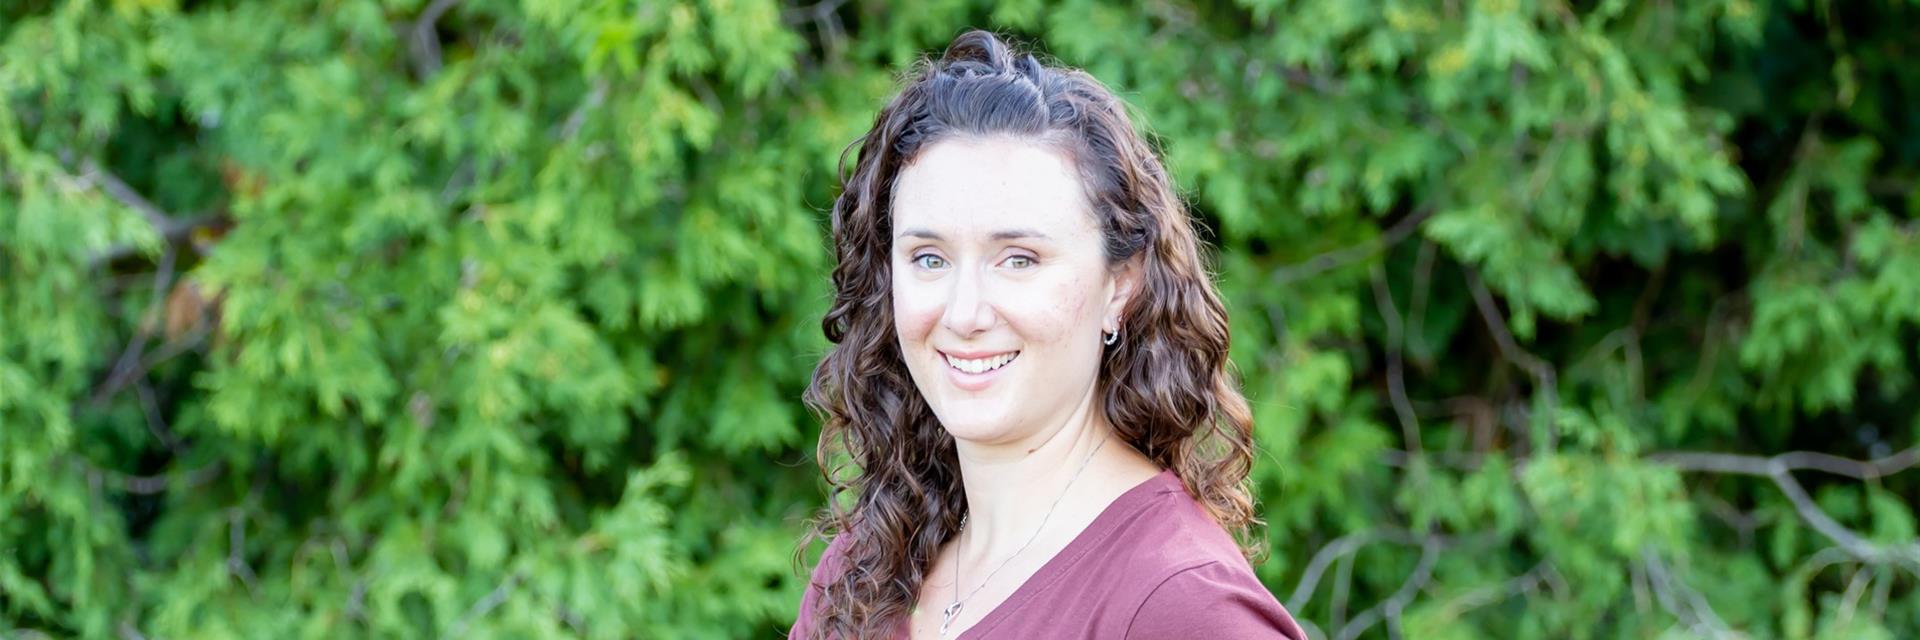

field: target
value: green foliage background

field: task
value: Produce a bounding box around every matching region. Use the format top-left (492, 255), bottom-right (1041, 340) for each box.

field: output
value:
top-left (3, 0), bottom-right (1918, 637)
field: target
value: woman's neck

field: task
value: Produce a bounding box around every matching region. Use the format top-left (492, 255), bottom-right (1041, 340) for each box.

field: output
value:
top-left (950, 390), bottom-right (1140, 553)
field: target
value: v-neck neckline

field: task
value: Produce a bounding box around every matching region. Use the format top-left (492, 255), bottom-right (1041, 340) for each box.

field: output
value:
top-left (931, 468), bottom-right (1182, 639)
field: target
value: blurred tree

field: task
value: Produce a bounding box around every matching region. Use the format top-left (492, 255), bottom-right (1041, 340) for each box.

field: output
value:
top-left (1, 0), bottom-right (1914, 638)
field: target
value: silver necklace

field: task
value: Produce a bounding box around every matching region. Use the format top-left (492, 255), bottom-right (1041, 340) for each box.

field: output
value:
top-left (939, 432), bottom-right (1110, 637)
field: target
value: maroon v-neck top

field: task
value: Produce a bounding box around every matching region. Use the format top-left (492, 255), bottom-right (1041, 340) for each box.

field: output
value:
top-left (789, 470), bottom-right (1308, 639)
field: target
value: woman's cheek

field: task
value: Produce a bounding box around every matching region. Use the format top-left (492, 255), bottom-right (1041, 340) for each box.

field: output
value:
top-left (891, 284), bottom-right (943, 340)
top-left (1043, 275), bottom-right (1092, 333)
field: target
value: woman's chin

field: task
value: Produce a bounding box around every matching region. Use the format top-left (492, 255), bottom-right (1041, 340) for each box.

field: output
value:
top-left (937, 416), bottom-right (1023, 445)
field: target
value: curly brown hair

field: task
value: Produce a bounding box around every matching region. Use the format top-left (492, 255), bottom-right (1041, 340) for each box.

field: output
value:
top-left (799, 29), bottom-right (1259, 639)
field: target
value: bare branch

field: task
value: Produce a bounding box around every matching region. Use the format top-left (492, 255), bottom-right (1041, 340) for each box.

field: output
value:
top-left (1331, 547), bottom-right (1354, 632)
top-left (88, 241), bottom-right (176, 408)
top-left (1287, 530), bottom-right (1383, 611)
top-left (555, 79), bottom-right (609, 142)
top-left (1271, 208), bottom-right (1433, 285)
top-left (1370, 265), bottom-right (1422, 453)
top-left (783, 0), bottom-right (850, 55)
top-left (1697, 493), bottom-right (1762, 549)
top-left (1653, 446), bottom-right (1920, 564)
top-left (1773, 466), bottom-right (1915, 565)
top-left (1335, 536), bottom-right (1441, 640)
top-left (135, 381), bottom-right (182, 452)
top-left (122, 462), bottom-right (224, 495)
top-left (88, 313), bottom-right (212, 410)
top-left (1630, 553), bottom-right (1652, 614)
top-left (332, 538), bottom-right (369, 622)
top-left (1465, 272), bottom-right (1559, 451)
top-left (1379, 448), bottom-right (1495, 471)
top-left (784, 0), bottom-right (848, 25)
top-left (1650, 447), bottom-right (1920, 481)
top-left (1651, 445), bottom-right (1920, 561)
top-left (555, 604), bottom-right (586, 635)
top-left (75, 458), bottom-right (224, 495)
top-left (1870, 560), bottom-right (1893, 621)
top-left (443, 571), bottom-right (523, 639)
top-left (59, 155), bottom-right (221, 412)
top-left (1427, 561), bottom-right (1548, 623)
top-left (72, 159), bottom-right (221, 265)
top-left (1406, 240), bottom-right (1437, 360)
top-left (229, 509), bottom-right (261, 597)
top-left (1381, 537), bottom-right (1443, 640)
top-left (1641, 548), bottom-right (1738, 639)
top-left (1836, 565), bottom-right (1871, 627)
top-left (1278, 66), bottom-right (1346, 95)
top-left (409, 0), bottom-right (463, 79)
top-left (1293, 618), bottom-right (1329, 640)
top-left (80, 159), bottom-right (186, 234)
top-left (1285, 527), bottom-right (1492, 614)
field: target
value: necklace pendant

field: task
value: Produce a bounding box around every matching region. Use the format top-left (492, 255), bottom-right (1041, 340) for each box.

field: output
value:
top-left (939, 601), bottom-right (963, 636)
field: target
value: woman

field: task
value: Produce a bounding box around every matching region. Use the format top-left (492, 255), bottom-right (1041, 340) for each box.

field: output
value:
top-left (792, 30), bottom-right (1308, 639)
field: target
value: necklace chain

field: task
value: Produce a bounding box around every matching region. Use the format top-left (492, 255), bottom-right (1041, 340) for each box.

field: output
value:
top-left (939, 432), bottom-right (1110, 637)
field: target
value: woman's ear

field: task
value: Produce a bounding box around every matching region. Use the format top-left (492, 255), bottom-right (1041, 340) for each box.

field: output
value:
top-left (1104, 254), bottom-right (1145, 331)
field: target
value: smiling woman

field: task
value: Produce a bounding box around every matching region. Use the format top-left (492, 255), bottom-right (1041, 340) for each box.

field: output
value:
top-left (793, 30), bottom-right (1308, 639)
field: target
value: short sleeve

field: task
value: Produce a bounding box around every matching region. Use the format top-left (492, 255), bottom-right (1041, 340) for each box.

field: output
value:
top-left (1124, 561), bottom-right (1308, 640)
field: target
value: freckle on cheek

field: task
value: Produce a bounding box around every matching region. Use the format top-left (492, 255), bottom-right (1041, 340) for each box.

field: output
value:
top-left (1056, 293), bottom-right (1086, 320)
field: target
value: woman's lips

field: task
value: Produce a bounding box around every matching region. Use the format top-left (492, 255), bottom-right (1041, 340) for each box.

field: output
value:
top-left (941, 350), bottom-right (1019, 391)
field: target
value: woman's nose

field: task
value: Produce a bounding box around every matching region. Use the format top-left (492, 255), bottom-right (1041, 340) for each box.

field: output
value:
top-left (939, 267), bottom-right (995, 337)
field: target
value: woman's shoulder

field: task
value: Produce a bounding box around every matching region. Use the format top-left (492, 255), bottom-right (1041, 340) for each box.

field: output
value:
top-left (1122, 559), bottom-right (1308, 640)
top-left (1102, 471), bottom-right (1251, 574)
top-left (1096, 472), bottom-right (1308, 639)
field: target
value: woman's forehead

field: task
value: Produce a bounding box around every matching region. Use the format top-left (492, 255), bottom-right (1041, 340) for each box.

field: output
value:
top-left (891, 137), bottom-right (1095, 238)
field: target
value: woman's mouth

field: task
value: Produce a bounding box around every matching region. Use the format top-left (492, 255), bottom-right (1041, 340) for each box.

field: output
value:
top-left (941, 351), bottom-right (1020, 390)
top-left (944, 351), bottom-right (1019, 374)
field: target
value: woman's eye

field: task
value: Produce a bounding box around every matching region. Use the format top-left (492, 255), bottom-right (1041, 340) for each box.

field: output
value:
top-left (1004, 256), bottom-right (1035, 269)
top-left (914, 254), bottom-right (949, 270)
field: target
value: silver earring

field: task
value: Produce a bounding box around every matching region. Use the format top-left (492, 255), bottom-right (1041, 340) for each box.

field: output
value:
top-left (1103, 327), bottom-right (1120, 346)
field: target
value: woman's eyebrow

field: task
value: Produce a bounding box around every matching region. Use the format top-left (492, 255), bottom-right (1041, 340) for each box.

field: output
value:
top-left (893, 227), bottom-right (1052, 242)
top-left (989, 228), bottom-right (1051, 242)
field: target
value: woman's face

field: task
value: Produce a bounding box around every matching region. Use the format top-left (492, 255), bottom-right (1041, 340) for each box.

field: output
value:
top-left (889, 136), bottom-right (1137, 446)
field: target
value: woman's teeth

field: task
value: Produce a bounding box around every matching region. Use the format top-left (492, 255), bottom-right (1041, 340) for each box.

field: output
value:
top-left (945, 352), bottom-right (1018, 374)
